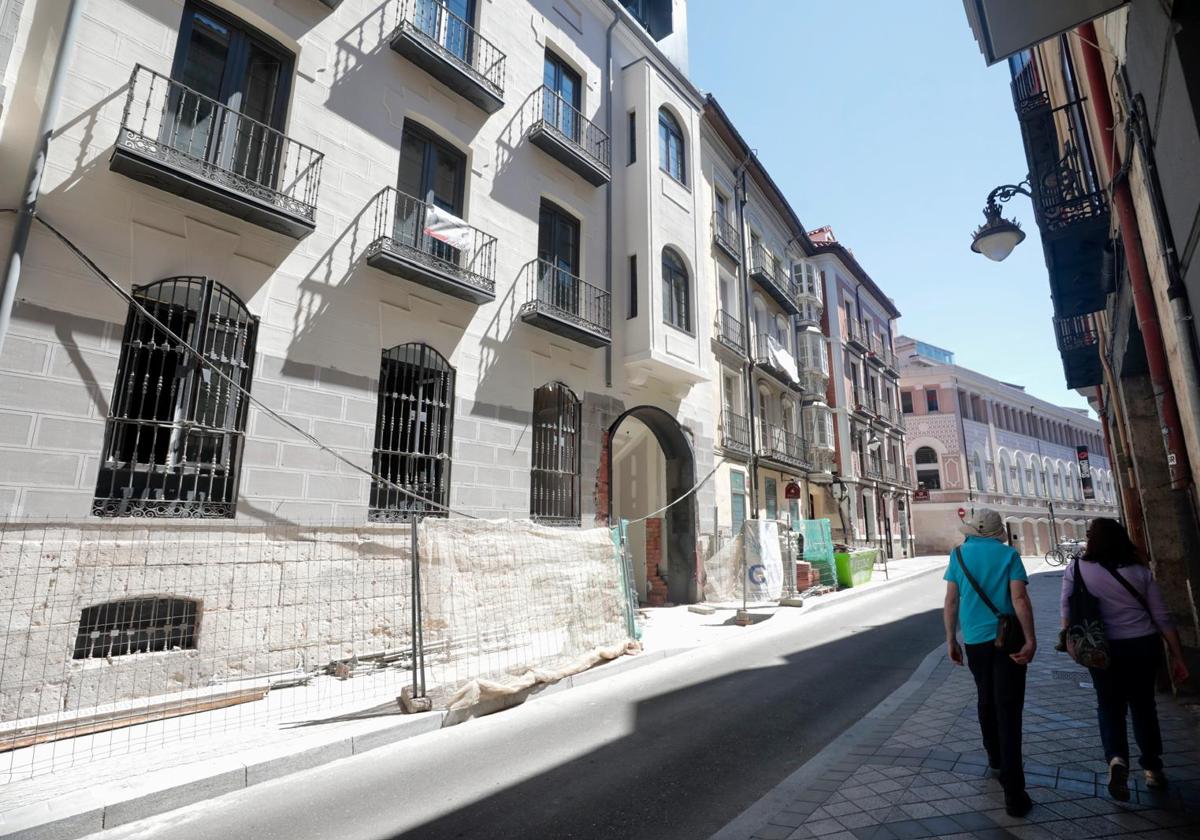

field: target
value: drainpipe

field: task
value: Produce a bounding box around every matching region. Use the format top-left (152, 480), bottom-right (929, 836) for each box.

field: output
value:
top-left (0, 0), bottom-right (85, 352)
top-left (603, 14), bottom-right (618, 389)
top-left (1119, 71), bottom-right (1200, 495)
top-left (735, 163), bottom-right (759, 515)
top-left (1076, 21), bottom-right (1191, 490)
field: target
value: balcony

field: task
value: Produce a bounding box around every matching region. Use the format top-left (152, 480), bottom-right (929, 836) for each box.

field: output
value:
top-left (527, 86), bottom-right (611, 186)
top-left (845, 320), bottom-right (868, 351)
top-left (712, 212), bottom-right (740, 262)
top-left (388, 0), bottom-right (505, 113)
top-left (721, 410), bottom-right (752, 456)
top-left (862, 460), bottom-right (883, 482)
top-left (852, 388), bottom-right (876, 417)
top-left (760, 427), bottom-right (810, 471)
top-left (365, 188), bottom-right (497, 304)
top-left (714, 310), bottom-right (745, 356)
top-left (754, 334), bottom-right (801, 390)
top-left (865, 333), bottom-right (898, 374)
top-left (1012, 66), bottom-right (1110, 318)
top-left (749, 243), bottom-right (800, 315)
top-left (520, 259), bottom-right (611, 347)
top-left (1054, 314), bottom-right (1103, 389)
top-left (806, 445), bottom-right (836, 474)
top-left (110, 65), bottom-right (323, 239)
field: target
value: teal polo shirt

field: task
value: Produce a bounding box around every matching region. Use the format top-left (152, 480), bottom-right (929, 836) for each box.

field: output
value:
top-left (944, 535), bottom-right (1028, 645)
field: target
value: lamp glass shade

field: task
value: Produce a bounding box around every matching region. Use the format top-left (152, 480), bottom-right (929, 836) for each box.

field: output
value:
top-left (971, 219), bottom-right (1026, 262)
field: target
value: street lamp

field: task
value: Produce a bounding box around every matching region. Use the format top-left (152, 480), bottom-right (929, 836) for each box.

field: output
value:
top-left (970, 182), bottom-right (1032, 262)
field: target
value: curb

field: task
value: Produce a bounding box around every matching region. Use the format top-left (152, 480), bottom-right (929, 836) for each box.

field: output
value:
top-left (710, 642), bottom-right (948, 840)
top-left (1, 564), bottom-right (945, 840)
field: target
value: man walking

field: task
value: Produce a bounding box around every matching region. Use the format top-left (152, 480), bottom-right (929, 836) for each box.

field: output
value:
top-left (943, 508), bottom-right (1037, 817)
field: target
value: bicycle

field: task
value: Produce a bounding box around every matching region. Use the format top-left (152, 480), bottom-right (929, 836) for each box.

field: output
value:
top-left (1046, 540), bottom-right (1084, 567)
top-left (1045, 547), bottom-right (1068, 566)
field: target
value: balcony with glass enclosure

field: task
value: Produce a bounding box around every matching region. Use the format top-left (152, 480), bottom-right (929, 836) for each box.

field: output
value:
top-left (527, 86), bottom-right (611, 186)
top-left (365, 187), bottom-right (497, 304)
top-left (110, 65), bottom-right (324, 239)
top-left (796, 329), bottom-right (829, 398)
top-left (804, 403), bottom-right (836, 474)
top-left (520, 259), bottom-right (611, 347)
top-left (388, 0), bottom-right (506, 113)
top-left (749, 243), bottom-right (800, 315)
top-left (794, 262), bottom-right (823, 326)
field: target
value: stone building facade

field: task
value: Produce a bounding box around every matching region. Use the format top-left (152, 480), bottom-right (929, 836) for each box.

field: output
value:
top-left (898, 337), bottom-right (1119, 555)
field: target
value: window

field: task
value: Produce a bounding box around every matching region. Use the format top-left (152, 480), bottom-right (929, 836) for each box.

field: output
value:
top-left (925, 388), bottom-right (939, 412)
top-left (170, 2), bottom-right (294, 188)
top-left (658, 107), bottom-right (685, 183)
top-left (544, 51), bottom-right (582, 141)
top-left (74, 597), bottom-right (199, 659)
top-left (94, 277), bottom-right (257, 518)
top-left (627, 255), bottom-right (638, 319)
top-left (971, 452), bottom-right (986, 492)
top-left (789, 499), bottom-right (801, 530)
top-left (370, 343), bottom-right (455, 520)
top-left (765, 478), bottom-right (778, 520)
top-left (914, 446), bottom-right (941, 490)
top-left (662, 247), bottom-right (690, 332)
top-left (621, 0), bottom-right (673, 40)
top-left (530, 382), bottom-right (581, 524)
top-left (537, 199), bottom-right (582, 316)
top-left (627, 111), bottom-right (636, 164)
top-left (715, 190), bottom-right (729, 224)
top-left (901, 390), bottom-right (913, 414)
top-left (396, 122), bottom-right (467, 263)
top-left (730, 471), bottom-right (747, 534)
top-left (413, 0), bottom-right (476, 61)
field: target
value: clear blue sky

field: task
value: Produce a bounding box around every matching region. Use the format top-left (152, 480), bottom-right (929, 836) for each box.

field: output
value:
top-left (688, 1), bottom-right (1089, 412)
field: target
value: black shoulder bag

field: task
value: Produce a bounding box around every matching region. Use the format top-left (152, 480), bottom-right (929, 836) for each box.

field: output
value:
top-left (954, 547), bottom-right (1026, 655)
top-left (1066, 560), bottom-right (1110, 669)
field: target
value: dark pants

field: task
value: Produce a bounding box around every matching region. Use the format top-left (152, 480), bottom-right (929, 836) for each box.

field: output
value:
top-left (966, 641), bottom-right (1027, 793)
top-left (1088, 633), bottom-right (1164, 771)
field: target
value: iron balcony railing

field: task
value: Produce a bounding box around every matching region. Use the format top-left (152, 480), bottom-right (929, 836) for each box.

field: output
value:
top-left (715, 310), bottom-right (745, 353)
top-left (749, 243), bottom-right (799, 307)
top-left (845, 319), bottom-right (869, 349)
top-left (761, 426), bottom-right (810, 470)
top-left (1054, 313), bottom-right (1099, 353)
top-left (721, 410), bottom-right (752, 453)
top-left (116, 65), bottom-right (324, 224)
top-left (713, 212), bottom-right (740, 258)
top-left (390, 0), bottom-right (506, 102)
top-left (522, 259), bottom-right (612, 339)
top-left (884, 461), bottom-right (898, 482)
top-left (862, 460), bottom-right (883, 481)
top-left (368, 187), bottom-right (498, 296)
top-left (530, 85), bottom-right (611, 173)
top-left (754, 334), bottom-right (801, 388)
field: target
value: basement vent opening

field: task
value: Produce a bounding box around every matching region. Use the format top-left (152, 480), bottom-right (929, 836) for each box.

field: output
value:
top-left (73, 597), bottom-right (200, 659)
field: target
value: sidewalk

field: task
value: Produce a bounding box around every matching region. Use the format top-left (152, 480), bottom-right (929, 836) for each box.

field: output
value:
top-left (715, 567), bottom-right (1200, 840)
top-left (0, 554), bottom-right (947, 839)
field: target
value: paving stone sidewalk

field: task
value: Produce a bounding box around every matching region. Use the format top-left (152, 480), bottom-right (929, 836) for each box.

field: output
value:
top-left (725, 568), bottom-right (1200, 840)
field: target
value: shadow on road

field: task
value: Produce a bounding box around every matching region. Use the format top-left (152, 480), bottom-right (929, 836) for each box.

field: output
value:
top-left (391, 607), bottom-right (944, 840)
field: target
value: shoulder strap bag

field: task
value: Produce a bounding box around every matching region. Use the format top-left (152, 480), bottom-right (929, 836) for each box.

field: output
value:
top-left (1101, 564), bottom-right (1161, 632)
top-left (954, 547), bottom-right (1025, 655)
top-left (1066, 560), bottom-right (1110, 670)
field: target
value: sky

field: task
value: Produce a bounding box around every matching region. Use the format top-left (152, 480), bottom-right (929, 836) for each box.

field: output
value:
top-left (687, 1), bottom-right (1090, 412)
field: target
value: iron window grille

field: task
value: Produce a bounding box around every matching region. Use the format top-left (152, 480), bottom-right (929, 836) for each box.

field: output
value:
top-left (94, 277), bottom-right (257, 518)
top-left (369, 343), bottom-right (455, 520)
top-left (73, 597), bottom-right (200, 659)
top-left (530, 382), bottom-right (581, 525)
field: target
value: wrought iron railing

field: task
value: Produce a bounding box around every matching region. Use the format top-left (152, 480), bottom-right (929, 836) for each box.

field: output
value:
top-left (1010, 54), bottom-right (1049, 116)
top-left (530, 85), bottom-right (611, 172)
top-left (749, 242), bottom-right (798, 303)
top-left (715, 310), bottom-right (745, 352)
top-left (116, 65), bottom-right (324, 223)
top-left (862, 460), bottom-right (883, 481)
top-left (713, 212), bottom-right (740, 256)
top-left (721, 410), bottom-right (752, 453)
top-left (761, 426), bottom-right (810, 469)
top-left (368, 187), bottom-right (497, 295)
top-left (754, 334), bottom-right (799, 385)
top-left (845, 319), bottom-right (867, 348)
top-left (522, 259), bottom-right (611, 339)
top-left (390, 0), bottom-right (506, 101)
top-left (1054, 313), bottom-right (1099, 353)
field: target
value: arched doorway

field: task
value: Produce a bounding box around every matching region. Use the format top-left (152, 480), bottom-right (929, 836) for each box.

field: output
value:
top-left (608, 406), bottom-right (697, 605)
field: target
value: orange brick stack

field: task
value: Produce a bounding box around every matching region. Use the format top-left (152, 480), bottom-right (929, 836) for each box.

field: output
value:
top-left (795, 561), bottom-right (815, 591)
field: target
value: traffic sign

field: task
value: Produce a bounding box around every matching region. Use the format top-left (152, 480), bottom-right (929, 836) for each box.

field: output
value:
top-left (957, 507), bottom-right (967, 520)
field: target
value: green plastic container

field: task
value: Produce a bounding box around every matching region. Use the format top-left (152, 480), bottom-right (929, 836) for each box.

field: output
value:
top-left (834, 549), bottom-right (878, 588)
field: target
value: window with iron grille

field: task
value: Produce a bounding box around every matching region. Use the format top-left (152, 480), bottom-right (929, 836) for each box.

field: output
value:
top-left (94, 277), bottom-right (257, 518)
top-left (73, 597), bottom-right (199, 659)
top-left (530, 382), bottom-right (581, 525)
top-left (369, 343), bottom-right (455, 520)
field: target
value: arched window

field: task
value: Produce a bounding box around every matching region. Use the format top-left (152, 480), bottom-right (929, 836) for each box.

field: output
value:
top-left (531, 382), bottom-right (581, 524)
top-left (914, 446), bottom-right (941, 490)
top-left (998, 451), bottom-right (1012, 494)
top-left (658, 107), bottom-right (685, 183)
top-left (74, 597), bottom-right (199, 659)
top-left (94, 277), bottom-right (258, 518)
top-left (662, 247), bottom-right (690, 332)
top-left (971, 451), bottom-right (986, 493)
top-left (370, 343), bottom-right (455, 520)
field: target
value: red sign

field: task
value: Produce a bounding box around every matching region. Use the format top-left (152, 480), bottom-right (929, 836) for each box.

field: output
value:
top-left (957, 507), bottom-right (967, 520)
top-left (913, 488), bottom-right (930, 501)
top-left (784, 481), bottom-right (802, 500)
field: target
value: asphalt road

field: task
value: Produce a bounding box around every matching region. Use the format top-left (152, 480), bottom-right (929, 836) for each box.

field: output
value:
top-left (91, 570), bottom-right (947, 840)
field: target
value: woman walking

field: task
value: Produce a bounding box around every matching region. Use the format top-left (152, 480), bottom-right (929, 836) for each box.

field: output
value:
top-left (1060, 518), bottom-right (1189, 801)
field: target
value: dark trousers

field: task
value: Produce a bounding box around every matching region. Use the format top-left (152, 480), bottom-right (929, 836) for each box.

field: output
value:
top-left (1088, 633), bottom-right (1164, 771)
top-left (966, 642), bottom-right (1027, 793)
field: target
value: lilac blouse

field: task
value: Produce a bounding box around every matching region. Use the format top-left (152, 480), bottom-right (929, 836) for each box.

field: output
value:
top-left (1060, 560), bottom-right (1173, 640)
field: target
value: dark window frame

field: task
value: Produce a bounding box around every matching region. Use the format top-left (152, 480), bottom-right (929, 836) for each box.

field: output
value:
top-left (925, 388), bottom-right (940, 413)
top-left (627, 110), bottom-right (637, 165)
top-left (661, 247), bottom-right (691, 333)
top-left (530, 382), bottom-right (582, 525)
top-left (628, 254), bottom-right (638, 319)
top-left (901, 390), bottom-right (914, 414)
top-left (657, 107), bottom-right (686, 184)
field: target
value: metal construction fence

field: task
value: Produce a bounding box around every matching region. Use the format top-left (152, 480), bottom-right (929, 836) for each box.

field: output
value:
top-left (0, 517), bottom-right (634, 781)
